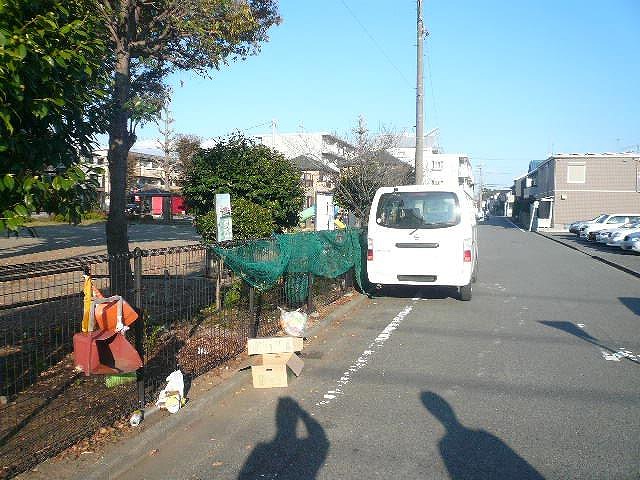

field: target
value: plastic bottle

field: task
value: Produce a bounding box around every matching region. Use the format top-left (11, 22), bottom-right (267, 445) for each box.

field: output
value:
top-left (129, 409), bottom-right (144, 427)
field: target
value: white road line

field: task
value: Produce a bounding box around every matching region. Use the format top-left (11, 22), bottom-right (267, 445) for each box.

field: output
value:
top-left (315, 305), bottom-right (413, 407)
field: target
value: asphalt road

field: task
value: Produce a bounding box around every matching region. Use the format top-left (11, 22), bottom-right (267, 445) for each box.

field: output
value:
top-left (35, 217), bottom-right (640, 479)
top-left (0, 221), bottom-right (200, 265)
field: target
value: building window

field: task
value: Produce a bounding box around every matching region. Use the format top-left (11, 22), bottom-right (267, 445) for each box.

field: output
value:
top-left (305, 196), bottom-right (314, 208)
top-left (302, 173), bottom-right (314, 188)
top-left (432, 160), bottom-right (444, 171)
top-left (567, 163), bottom-right (586, 183)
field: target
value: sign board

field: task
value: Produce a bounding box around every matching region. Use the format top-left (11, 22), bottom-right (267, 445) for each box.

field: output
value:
top-left (215, 193), bottom-right (233, 242)
top-left (315, 192), bottom-right (335, 231)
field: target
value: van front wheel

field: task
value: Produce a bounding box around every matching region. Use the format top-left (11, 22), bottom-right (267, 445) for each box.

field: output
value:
top-left (459, 283), bottom-right (472, 301)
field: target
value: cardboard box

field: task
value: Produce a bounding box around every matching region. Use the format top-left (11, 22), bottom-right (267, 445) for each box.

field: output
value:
top-left (251, 365), bottom-right (288, 388)
top-left (250, 353), bottom-right (304, 388)
top-left (247, 336), bottom-right (303, 356)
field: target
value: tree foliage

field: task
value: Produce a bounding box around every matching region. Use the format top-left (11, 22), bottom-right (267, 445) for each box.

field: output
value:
top-left (182, 133), bottom-right (304, 235)
top-left (174, 134), bottom-right (203, 174)
top-left (0, 0), bottom-right (109, 230)
top-left (333, 117), bottom-right (413, 225)
top-left (97, 0), bottom-right (281, 257)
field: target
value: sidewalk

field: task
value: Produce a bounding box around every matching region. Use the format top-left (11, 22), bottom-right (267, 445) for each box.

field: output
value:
top-left (16, 292), bottom-right (368, 480)
top-left (537, 231), bottom-right (640, 278)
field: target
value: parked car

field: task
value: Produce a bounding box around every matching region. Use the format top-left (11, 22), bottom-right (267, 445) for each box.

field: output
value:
top-left (125, 203), bottom-right (141, 216)
top-left (579, 214), bottom-right (640, 240)
top-left (619, 231), bottom-right (640, 251)
top-left (569, 214), bottom-right (607, 234)
top-left (604, 222), bottom-right (640, 247)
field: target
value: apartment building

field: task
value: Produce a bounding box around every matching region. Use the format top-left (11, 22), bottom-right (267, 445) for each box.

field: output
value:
top-left (254, 132), bottom-right (355, 170)
top-left (514, 153), bottom-right (640, 229)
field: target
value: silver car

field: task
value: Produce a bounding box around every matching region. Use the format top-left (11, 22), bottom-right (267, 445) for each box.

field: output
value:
top-left (603, 222), bottom-right (640, 247)
top-left (619, 231), bottom-right (640, 250)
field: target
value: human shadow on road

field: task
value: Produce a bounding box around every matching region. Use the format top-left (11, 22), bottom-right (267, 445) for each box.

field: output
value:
top-left (238, 397), bottom-right (329, 480)
top-left (421, 391), bottom-right (544, 480)
top-left (619, 297), bottom-right (640, 316)
top-left (539, 321), bottom-right (639, 365)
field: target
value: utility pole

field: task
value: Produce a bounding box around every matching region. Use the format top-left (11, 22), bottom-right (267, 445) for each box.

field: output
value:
top-left (271, 118), bottom-right (277, 146)
top-left (415, 0), bottom-right (425, 184)
top-left (477, 163), bottom-right (484, 205)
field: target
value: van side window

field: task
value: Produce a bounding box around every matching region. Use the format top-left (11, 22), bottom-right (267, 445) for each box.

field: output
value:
top-left (376, 192), bottom-right (460, 229)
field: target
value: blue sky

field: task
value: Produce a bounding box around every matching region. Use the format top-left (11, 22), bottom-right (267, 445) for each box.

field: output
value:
top-left (134, 0), bottom-right (640, 187)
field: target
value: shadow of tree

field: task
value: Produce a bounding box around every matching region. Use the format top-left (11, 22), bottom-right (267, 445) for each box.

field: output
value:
top-left (421, 391), bottom-right (544, 480)
top-left (238, 397), bottom-right (329, 479)
top-left (0, 222), bottom-right (200, 260)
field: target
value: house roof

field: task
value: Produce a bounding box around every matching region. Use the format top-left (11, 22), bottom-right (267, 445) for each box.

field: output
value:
top-left (290, 155), bottom-right (336, 173)
top-left (338, 150), bottom-right (408, 168)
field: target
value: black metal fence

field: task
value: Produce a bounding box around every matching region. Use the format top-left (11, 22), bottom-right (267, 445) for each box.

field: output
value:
top-left (0, 243), bottom-right (353, 479)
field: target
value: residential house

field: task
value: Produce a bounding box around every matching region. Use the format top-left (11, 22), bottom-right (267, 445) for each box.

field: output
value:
top-left (289, 155), bottom-right (338, 209)
top-left (514, 153), bottom-right (640, 229)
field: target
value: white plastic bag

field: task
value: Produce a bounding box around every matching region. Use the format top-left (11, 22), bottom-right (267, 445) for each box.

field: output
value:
top-left (156, 370), bottom-right (184, 414)
top-left (278, 307), bottom-right (308, 337)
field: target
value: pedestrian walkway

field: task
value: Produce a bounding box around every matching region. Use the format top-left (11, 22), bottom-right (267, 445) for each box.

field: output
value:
top-left (537, 231), bottom-right (640, 278)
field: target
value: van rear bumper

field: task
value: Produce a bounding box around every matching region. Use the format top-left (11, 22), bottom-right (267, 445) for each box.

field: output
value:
top-left (367, 265), bottom-right (471, 287)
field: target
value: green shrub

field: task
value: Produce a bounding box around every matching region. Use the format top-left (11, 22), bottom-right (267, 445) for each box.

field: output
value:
top-left (194, 210), bottom-right (218, 242)
top-left (223, 278), bottom-right (243, 310)
top-left (194, 197), bottom-right (275, 242)
top-left (82, 210), bottom-right (107, 220)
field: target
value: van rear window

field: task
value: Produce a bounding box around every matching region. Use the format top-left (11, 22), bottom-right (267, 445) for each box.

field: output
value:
top-left (375, 191), bottom-right (460, 229)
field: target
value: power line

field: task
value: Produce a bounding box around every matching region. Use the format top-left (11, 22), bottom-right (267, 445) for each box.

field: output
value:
top-left (339, 0), bottom-right (412, 88)
top-left (471, 156), bottom-right (547, 162)
top-left (424, 35), bottom-right (439, 131)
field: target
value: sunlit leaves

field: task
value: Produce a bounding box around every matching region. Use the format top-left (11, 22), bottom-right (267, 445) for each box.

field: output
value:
top-left (0, 0), bottom-right (109, 231)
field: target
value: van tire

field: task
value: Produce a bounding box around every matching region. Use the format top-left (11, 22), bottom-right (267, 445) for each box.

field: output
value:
top-left (459, 283), bottom-right (472, 301)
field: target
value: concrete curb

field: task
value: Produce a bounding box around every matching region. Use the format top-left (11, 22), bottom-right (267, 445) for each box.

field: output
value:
top-left (536, 232), bottom-right (640, 279)
top-left (53, 292), bottom-right (369, 480)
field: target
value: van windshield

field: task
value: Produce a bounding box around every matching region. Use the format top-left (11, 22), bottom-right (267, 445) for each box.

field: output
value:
top-left (375, 191), bottom-right (460, 229)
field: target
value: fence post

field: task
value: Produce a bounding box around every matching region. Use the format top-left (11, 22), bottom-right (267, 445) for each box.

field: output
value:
top-left (133, 248), bottom-right (145, 410)
top-left (215, 258), bottom-right (222, 311)
top-left (307, 273), bottom-right (314, 312)
top-left (345, 268), bottom-right (354, 290)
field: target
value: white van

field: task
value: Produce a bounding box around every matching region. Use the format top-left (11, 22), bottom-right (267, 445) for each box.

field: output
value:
top-left (366, 185), bottom-right (477, 300)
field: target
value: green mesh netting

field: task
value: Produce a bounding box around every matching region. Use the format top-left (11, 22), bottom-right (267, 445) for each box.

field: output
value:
top-left (212, 228), bottom-right (365, 293)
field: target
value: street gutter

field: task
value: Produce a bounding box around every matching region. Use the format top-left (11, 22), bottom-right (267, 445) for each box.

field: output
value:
top-left (536, 232), bottom-right (640, 280)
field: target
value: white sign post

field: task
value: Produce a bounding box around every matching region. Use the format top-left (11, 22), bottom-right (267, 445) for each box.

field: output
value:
top-left (216, 193), bottom-right (233, 241)
top-left (315, 192), bottom-right (334, 231)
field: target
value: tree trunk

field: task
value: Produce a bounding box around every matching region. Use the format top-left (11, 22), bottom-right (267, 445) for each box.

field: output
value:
top-left (107, 48), bottom-right (135, 296)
